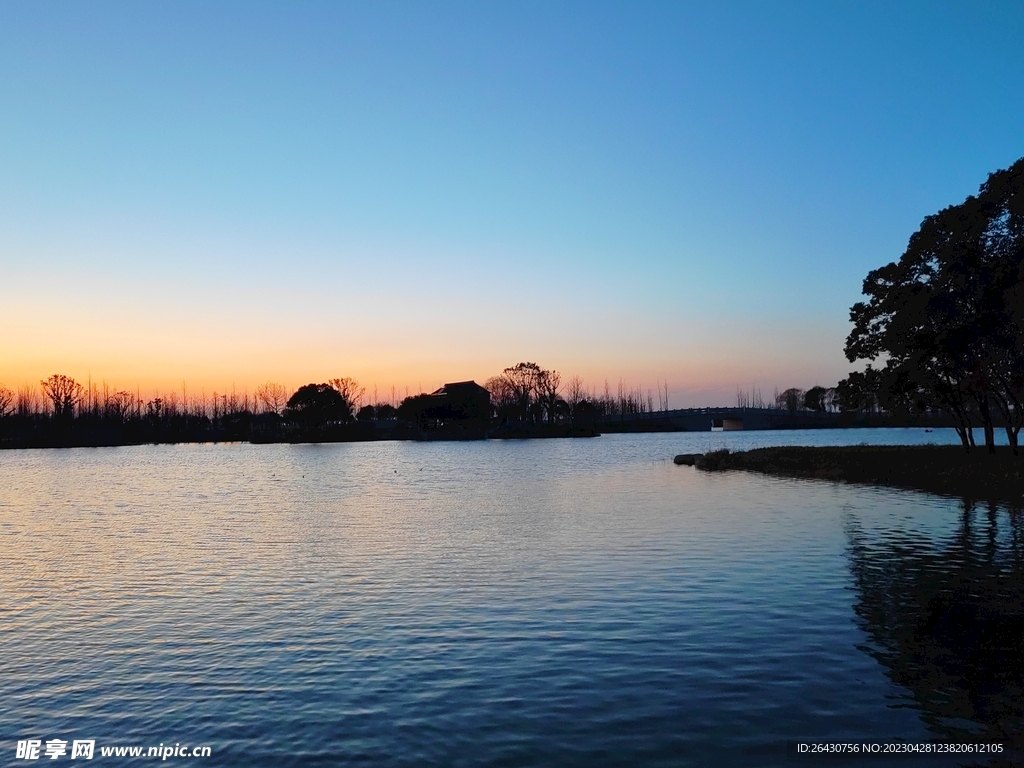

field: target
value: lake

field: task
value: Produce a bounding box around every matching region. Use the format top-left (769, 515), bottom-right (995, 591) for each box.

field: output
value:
top-left (2, 429), bottom-right (1021, 766)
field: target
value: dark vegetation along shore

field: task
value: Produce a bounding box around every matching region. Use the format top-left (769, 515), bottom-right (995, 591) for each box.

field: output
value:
top-left (0, 364), bottom-right (610, 449)
top-left (0, 361), bottom-right (953, 450)
top-left (678, 446), bottom-right (1024, 505)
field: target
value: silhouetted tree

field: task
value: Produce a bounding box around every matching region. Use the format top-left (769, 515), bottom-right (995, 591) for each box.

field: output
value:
top-left (146, 398), bottom-right (164, 420)
top-left (845, 157), bottom-right (1024, 452)
top-left (536, 368), bottom-right (561, 424)
top-left (777, 387), bottom-right (803, 415)
top-left (488, 362), bottom-right (574, 424)
top-left (484, 376), bottom-right (514, 421)
top-left (397, 393), bottom-right (440, 426)
top-left (501, 362), bottom-right (543, 423)
top-left (105, 390), bottom-right (137, 422)
top-left (357, 405), bottom-right (376, 421)
top-left (0, 385), bottom-right (13, 418)
top-left (804, 386), bottom-right (827, 413)
top-left (836, 367), bottom-right (882, 414)
top-left (328, 377), bottom-right (364, 420)
top-left (572, 398), bottom-right (601, 427)
top-left (976, 162), bottom-right (1024, 452)
top-left (256, 382), bottom-right (289, 415)
top-left (285, 383), bottom-right (349, 430)
top-left (375, 403), bottom-right (397, 420)
top-left (41, 374), bottom-right (83, 419)
top-left (565, 375), bottom-right (585, 415)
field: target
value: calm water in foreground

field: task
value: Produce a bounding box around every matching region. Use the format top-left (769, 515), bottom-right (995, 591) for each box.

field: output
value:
top-left (2, 429), bottom-right (1022, 767)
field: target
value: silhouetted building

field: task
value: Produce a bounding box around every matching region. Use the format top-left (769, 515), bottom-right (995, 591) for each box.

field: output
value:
top-left (428, 381), bottom-right (491, 423)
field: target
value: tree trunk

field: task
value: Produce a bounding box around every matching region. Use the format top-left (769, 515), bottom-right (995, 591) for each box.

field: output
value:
top-left (978, 396), bottom-right (996, 453)
top-left (1007, 425), bottom-right (1020, 455)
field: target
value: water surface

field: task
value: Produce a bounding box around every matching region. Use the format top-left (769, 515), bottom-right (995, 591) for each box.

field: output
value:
top-left (2, 430), bottom-right (1020, 766)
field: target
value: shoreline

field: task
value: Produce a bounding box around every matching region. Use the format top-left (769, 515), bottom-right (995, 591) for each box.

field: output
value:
top-left (688, 445), bottom-right (1024, 505)
top-left (0, 422), bottom-right (601, 450)
top-left (0, 420), bottom-right (973, 451)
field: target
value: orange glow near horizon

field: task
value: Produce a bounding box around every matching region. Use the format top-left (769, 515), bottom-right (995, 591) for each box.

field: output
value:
top-left (0, 263), bottom-right (853, 407)
top-left (0, 332), bottom-right (850, 409)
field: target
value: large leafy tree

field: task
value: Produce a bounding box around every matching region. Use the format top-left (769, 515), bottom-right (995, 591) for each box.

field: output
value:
top-left (284, 383), bottom-right (350, 430)
top-left (845, 158), bottom-right (1024, 452)
top-left (975, 162), bottom-right (1024, 450)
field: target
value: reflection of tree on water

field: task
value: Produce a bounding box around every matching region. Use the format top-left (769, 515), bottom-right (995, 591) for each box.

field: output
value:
top-left (846, 500), bottom-right (1024, 757)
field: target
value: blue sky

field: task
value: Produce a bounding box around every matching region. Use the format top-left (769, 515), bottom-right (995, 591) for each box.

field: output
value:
top-left (1, 2), bottom-right (1022, 404)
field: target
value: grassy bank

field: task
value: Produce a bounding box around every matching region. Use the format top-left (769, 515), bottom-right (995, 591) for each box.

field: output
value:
top-left (690, 445), bottom-right (1024, 504)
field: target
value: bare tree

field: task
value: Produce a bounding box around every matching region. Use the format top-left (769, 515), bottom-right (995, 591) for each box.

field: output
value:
top-left (106, 391), bottom-right (136, 421)
top-left (500, 362), bottom-right (543, 422)
top-left (565, 375), bottom-right (585, 412)
top-left (485, 376), bottom-right (516, 411)
top-left (328, 377), bottom-right (365, 415)
top-left (146, 398), bottom-right (164, 419)
top-left (226, 386), bottom-right (241, 414)
top-left (536, 368), bottom-right (561, 424)
top-left (736, 387), bottom-right (750, 408)
top-left (41, 374), bottom-right (83, 419)
top-left (752, 387), bottom-right (765, 409)
top-left (657, 379), bottom-right (668, 411)
top-left (256, 382), bottom-right (289, 415)
top-left (17, 385), bottom-right (39, 416)
top-left (0, 384), bottom-right (13, 417)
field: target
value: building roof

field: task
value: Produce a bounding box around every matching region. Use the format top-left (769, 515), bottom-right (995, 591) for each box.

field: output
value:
top-left (430, 381), bottom-right (490, 397)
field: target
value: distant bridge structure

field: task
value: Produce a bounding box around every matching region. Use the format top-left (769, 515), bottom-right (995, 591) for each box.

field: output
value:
top-left (600, 407), bottom-right (841, 432)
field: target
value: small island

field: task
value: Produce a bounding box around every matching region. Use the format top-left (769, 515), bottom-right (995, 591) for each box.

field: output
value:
top-left (686, 446), bottom-right (1024, 505)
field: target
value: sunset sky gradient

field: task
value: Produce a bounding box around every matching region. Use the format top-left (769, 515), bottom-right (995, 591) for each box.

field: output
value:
top-left (2, 2), bottom-right (1023, 405)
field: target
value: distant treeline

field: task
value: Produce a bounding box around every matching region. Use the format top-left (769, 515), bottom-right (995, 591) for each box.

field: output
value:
top-left (735, 379), bottom-right (917, 416)
top-left (736, 375), bottom-right (1020, 434)
top-left (735, 385), bottom-right (848, 413)
top-left (0, 364), bottom-right (675, 448)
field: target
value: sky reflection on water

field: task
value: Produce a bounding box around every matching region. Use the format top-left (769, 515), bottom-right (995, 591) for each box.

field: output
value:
top-left (1, 430), bottom-right (1019, 766)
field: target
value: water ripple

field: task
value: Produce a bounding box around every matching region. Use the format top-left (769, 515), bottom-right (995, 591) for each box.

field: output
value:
top-left (1, 431), bottom-right (1018, 766)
